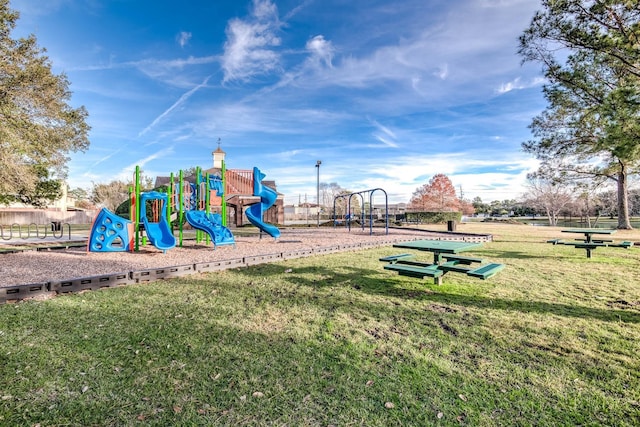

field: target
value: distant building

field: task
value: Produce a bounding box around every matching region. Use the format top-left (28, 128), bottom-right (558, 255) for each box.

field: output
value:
top-left (284, 203), bottom-right (321, 221)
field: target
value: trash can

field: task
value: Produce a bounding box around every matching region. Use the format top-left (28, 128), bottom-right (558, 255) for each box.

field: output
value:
top-left (447, 220), bottom-right (456, 232)
top-left (51, 221), bottom-right (62, 232)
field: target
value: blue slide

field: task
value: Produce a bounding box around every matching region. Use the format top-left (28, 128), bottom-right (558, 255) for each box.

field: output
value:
top-left (245, 167), bottom-right (281, 239)
top-left (140, 191), bottom-right (176, 252)
top-left (185, 210), bottom-right (235, 247)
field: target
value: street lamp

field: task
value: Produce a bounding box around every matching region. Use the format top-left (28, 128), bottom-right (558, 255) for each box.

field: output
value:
top-left (316, 160), bottom-right (322, 227)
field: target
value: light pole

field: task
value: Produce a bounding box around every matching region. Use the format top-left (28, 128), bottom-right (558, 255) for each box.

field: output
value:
top-left (316, 160), bottom-right (322, 227)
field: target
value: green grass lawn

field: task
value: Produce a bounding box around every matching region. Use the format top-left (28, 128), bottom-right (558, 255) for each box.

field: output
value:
top-left (1, 224), bottom-right (639, 426)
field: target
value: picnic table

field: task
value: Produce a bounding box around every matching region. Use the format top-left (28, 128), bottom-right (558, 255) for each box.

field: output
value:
top-left (547, 228), bottom-right (633, 258)
top-left (380, 239), bottom-right (504, 285)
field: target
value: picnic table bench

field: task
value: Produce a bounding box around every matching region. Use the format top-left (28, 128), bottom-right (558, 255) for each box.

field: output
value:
top-left (547, 229), bottom-right (635, 258)
top-left (380, 240), bottom-right (505, 285)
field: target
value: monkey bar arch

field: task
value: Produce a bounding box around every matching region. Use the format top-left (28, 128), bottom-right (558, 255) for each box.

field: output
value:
top-left (332, 188), bottom-right (389, 235)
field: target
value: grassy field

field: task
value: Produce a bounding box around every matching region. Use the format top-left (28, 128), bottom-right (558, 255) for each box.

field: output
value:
top-left (1, 223), bottom-right (639, 426)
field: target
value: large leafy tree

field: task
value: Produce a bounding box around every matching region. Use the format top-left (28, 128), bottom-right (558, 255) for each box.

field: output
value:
top-left (409, 173), bottom-right (461, 212)
top-left (0, 163), bottom-right (64, 207)
top-left (519, 0), bottom-right (640, 229)
top-left (91, 180), bottom-right (129, 212)
top-left (14, 164), bottom-right (62, 208)
top-left (472, 197), bottom-right (490, 215)
top-left (0, 0), bottom-right (90, 205)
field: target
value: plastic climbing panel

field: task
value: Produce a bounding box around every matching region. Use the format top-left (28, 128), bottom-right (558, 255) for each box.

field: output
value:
top-left (88, 208), bottom-right (134, 252)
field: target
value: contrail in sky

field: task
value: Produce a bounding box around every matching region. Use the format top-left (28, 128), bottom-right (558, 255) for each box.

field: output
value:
top-left (138, 75), bottom-right (212, 137)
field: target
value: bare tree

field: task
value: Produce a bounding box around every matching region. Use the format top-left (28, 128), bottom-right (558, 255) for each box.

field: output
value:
top-left (525, 177), bottom-right (574, 226)
top-left (321, 182), bottom-right (359, 217)
top-left (572, 182), bottom-right (606, 227)
top-left (319, 182), bottom-right (343, 208)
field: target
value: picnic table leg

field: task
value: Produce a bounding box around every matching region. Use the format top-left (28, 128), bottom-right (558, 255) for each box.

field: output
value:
top-left (433, 252), bottom-right (443, 264)
top-left (586, 247), bottom-right (592, 258)
top-left (433, 252), bottom-right (443, 284)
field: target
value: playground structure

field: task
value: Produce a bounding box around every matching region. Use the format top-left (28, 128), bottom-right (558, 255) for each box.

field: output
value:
top-left (88, 162), bottom-right (281, 253)
top-left (333, 188), bottom-right (389, 235)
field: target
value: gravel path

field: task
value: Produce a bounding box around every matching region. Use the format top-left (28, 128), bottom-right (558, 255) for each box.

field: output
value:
top-left (0, 227), bottom-right (466, 288)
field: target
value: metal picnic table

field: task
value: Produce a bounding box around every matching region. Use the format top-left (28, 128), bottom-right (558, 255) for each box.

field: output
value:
top-left (562, 228), bottom-right (617, 243)
top-left (380, 239), bottom-right (504, 285)
top-left (547, 228), bottom-right (633, 258)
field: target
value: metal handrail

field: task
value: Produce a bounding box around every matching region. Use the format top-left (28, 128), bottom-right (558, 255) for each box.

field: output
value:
top-left (0, 222), bottom-right (73, 241)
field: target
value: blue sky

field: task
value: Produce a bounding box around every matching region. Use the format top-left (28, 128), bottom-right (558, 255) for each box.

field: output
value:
top-left (12, 0), bottom-right (545, 205)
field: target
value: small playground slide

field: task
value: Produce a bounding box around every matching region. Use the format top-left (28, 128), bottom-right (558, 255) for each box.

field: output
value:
top-left (185, 210), bottom-right (235, 247)
top-left (246, 167), bottom-right (281, 239)
top-left (140, 191), bottom-right (176, 252)
top-left (141, 217), bottom-right (176, 251)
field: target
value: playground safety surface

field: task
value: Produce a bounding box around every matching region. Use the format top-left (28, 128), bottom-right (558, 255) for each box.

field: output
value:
top-left (0, 227), bottom-right (493, 303)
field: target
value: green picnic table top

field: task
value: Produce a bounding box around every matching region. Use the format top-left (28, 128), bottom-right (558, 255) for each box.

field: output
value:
top-left (392, 240), bottom-right (482, 253)
top-left (561, 228), bottom-right (616, 235)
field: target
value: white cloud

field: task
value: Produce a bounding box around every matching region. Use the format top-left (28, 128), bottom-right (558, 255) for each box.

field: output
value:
top-left (277, 0), bottom-right (541, 104)
top-left (496, 76), bottom-right (546, 94)
top-left (221, 0), bottom-right (282, 82)
top-left (275, 153), bottom-right (537, 205)
top-left (356, 152), bottom-right (539, 203)
top-left (252, 0), bottom-right (278, 20)
top-left (306, 35), bottom-right (334, 68)
top-left (176, 31), bottom-right (192, 48)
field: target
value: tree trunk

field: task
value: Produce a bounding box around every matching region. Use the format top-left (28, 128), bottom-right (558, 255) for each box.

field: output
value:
top-left (616, 164), bottom-right (632, 229)
top-left (546, 207), bottom-right (556, 226)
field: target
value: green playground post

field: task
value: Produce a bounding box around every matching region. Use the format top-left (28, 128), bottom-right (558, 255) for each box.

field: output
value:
top-left (195, 166), bottom-right (203, 243)
top-left (134, 165), bottom-right (141, 251)
top-left (168, 172), bottom-right (174, 230)
top-left (205, 171), bottom-right (211, 245)
top-left (179, 169), bottom-right (184, 247)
